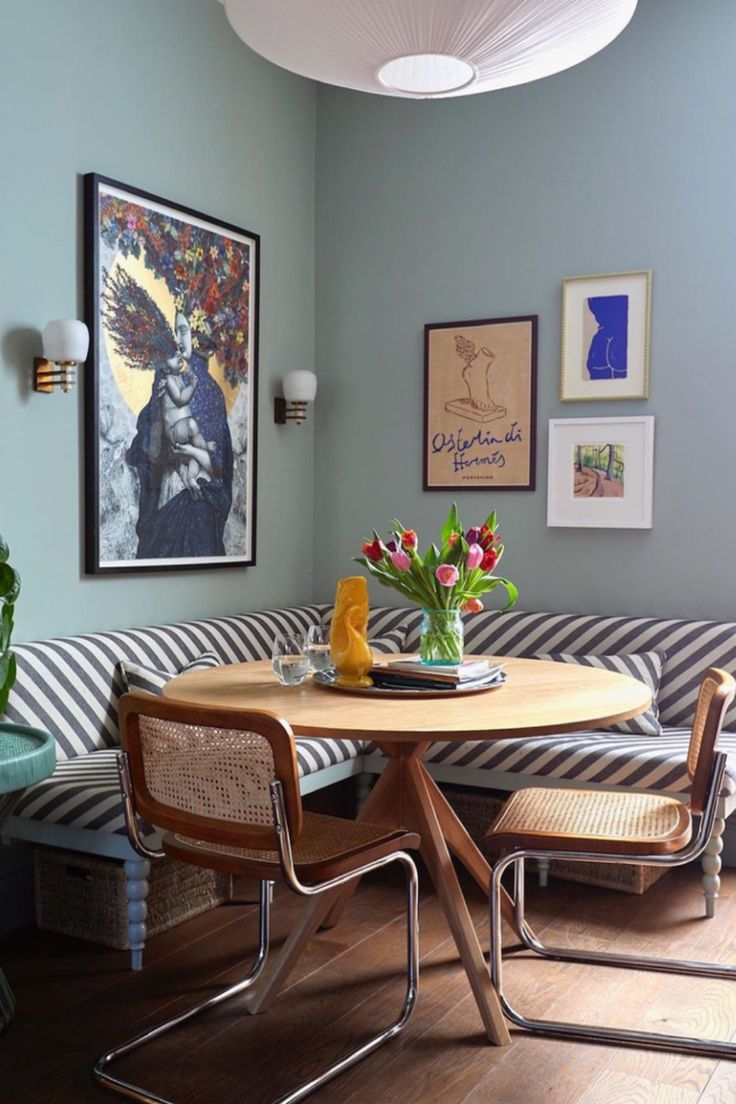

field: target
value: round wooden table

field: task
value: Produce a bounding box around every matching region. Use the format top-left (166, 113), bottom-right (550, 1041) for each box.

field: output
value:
top-left (165, 656), bottom-right (651, 1047)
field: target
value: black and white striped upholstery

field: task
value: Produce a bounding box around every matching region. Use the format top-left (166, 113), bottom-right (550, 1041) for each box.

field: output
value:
top-left (8, 603), bottom-right (736, 845)
top-left (321, 605), bottom-right (416, 644)
top-left (3, 606), bottom-right (325, 761)
top-left (534, 652), bottom-right (664, 736)
top-left (411, 730), bottom-right (736, 796)
top-left (403, 608), bottom-right (736, 730)
top-left (13, 735), bottom-right (366, 837)
top-left (119, 652), bottom-right (221, 695)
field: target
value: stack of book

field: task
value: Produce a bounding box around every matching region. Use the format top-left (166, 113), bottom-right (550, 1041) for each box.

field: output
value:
top-left (370, 658), bottom-right (506, 692)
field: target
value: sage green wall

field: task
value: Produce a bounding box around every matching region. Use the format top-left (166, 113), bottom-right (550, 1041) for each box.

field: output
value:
top-left (314, 0), bottom-right (736, 622)
top-left (1, 0), bottom-right (316, 642)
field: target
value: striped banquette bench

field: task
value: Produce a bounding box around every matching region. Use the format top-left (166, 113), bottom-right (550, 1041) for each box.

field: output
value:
top-left (3, 602), bottom-right (736, 966)
top-left (0, 604), bottom-right (407, 968)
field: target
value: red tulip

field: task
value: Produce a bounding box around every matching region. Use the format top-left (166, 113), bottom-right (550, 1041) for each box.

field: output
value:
top-left (362, 539), bottom-right (384, 563)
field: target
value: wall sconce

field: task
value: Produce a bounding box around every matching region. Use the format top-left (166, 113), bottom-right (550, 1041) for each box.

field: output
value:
top-left (274, 370), bottom-right (317, 425)
top-left (34, 319), bottom-right (90, 394)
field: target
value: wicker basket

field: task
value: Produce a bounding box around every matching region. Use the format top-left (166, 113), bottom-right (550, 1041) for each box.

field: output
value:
top-left (441, 784), bottom-right (668, 896)
top-left (34, 849), bottom-right (232, 949)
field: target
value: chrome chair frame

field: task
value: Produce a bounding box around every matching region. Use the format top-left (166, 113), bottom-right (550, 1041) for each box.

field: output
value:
top-left (95, 765), bottom-right (419, 1104)
top-left (490, 752), bottom-right (736, 1060)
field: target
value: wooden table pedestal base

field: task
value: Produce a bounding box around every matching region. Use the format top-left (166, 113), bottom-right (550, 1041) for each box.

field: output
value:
top-left (247, 741), bottom-right (514, 1046)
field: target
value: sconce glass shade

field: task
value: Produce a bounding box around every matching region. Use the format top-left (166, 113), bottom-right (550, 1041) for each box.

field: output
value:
top-left (42, 319), bottom-right (90, 363)
top-left (283, 370), bottom-right (317, 403)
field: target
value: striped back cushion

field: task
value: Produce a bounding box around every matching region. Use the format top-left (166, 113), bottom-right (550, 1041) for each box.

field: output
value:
top-left (2, 606), bottom-right (325, 761)
top-left (402, 608), bottom-right (736, 730)
top-left (535, 652), bottom-right (663, 736)
top-left (119, 652), bottom-right (220, 695)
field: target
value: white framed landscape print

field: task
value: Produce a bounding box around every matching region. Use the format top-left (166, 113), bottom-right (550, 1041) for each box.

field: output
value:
top-left (547, 416), bottom-right (654, 529)
top-left (560, 270), bottom-right (652, 401)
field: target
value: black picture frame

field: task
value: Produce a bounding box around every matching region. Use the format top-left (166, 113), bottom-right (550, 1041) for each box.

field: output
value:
top-left (423, 314), bottom-right (538, 492)
top-left (84, 173), bottom-right (260, 575)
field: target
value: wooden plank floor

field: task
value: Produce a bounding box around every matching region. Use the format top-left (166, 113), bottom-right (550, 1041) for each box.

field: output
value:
top-left (2, 864), bottom-right (736, 1104)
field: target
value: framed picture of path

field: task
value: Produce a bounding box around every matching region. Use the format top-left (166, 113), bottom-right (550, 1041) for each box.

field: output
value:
top-left (423, 315), bottom-right (537, 491)
top-left (547, 416), bottom-right (655, 528)
top-left (84, 173), bottom-right (259, 574)
top-left (561, 270), bottom-right (652, 401)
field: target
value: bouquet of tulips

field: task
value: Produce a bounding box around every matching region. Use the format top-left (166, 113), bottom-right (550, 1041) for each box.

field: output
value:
top-left (356, 504), bottom-right (518, 664)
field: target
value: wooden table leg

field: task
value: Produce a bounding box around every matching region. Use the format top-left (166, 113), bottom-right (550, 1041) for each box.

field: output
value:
top-left (246, 884), bottom-right (339, 1014)
top-left (404, 759), bottom-right (511, 1046)
top-left (320, 755), bottom-right (406, 931)
top-left (425, 764), bottom-right (518, 933)
top-left (249, 744), bottom-right (512, 1044)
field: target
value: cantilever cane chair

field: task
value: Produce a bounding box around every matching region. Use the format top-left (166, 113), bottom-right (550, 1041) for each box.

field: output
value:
top-left (94, 693), bottom-right (419, 1104)
top-left (485, 666), bottom-right (736, 1060)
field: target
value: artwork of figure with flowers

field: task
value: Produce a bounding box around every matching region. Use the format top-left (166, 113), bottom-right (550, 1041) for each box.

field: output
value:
top-left (357, 504), bottom-right (518, 664)
top-left (84, 175), bottom-right (259, 573)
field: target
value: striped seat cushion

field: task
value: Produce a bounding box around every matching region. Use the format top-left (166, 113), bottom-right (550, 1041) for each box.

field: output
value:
top-left (2, 606), bottom-right (326, 760)
top-left (402, 609), bottom-right (736, 730)
top-left (408, 727), bottom-right (736, 796)
top-left (13, 735), bottom-right (365, 837)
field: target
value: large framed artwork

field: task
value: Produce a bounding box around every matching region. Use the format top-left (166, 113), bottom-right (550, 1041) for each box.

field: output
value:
top-left (84, 174), bottom-right (259, 574)
top-left (547, 416), bottom-right (654, 529)
top-left (424, 315), bottom-right (537, 491)
top-left (560, 270), bottom-right (652, 401)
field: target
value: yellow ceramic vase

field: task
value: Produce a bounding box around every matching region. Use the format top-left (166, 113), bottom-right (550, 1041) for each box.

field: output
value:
top-left (331, 576), bottom-right (373, 688)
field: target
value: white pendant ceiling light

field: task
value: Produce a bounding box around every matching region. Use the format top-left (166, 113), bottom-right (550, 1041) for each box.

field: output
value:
top-left (222, 0), bottom-right (638, 100)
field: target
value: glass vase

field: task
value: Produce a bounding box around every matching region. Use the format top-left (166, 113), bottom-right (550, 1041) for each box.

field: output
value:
top-left (419, 608), bottom-right (464, 666)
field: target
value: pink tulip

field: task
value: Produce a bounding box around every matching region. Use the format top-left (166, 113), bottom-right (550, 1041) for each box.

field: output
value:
top-left (435, 564), bottom-right (459, 587)
top-left (390, 549), bottom-right (411, 572)
top-left (466, 543), bottom-right (484, 571)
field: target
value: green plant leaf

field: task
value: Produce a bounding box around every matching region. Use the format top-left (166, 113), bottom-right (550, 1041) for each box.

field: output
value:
top-left (0, 651), bottom-right (15, 714)
top-left (484, 510), bottom-right (497, 533)
top-left (441, 502), bottom-right (459, 546)
top-left (0, 535), bottom-right (8, 565)
top-left (497, 577), bottom-right (519, 610)
top-left (0, 605), bottom-right (13, 652)
top-left (0, 564), bottom-right (20, 605)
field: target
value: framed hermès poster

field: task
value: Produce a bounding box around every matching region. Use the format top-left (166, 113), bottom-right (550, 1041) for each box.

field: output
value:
top-left (423, 315), bottom-right (537, 491)
top-left (84, 174), bottom-right (259, 574)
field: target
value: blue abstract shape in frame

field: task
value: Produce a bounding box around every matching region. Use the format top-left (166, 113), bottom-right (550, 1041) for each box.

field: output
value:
top-left (586, 294), bottom-right (629, 380)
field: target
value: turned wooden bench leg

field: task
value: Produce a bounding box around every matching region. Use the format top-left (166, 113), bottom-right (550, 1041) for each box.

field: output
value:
top-left (125, 858), bottom-right (150, 971)
top-left (702, 811), bottom-right (725, 919)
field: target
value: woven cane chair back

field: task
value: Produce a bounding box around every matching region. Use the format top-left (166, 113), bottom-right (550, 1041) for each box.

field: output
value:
top-left (119, 692), bottom-right (303, 849)
top-left (687, 668), bottom-right (736, 814)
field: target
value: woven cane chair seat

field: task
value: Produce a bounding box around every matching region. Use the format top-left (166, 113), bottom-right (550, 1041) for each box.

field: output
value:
top-left (485, 786), bottom-right (692, 857)
top-left (164, 811), bottom-right (420, 882)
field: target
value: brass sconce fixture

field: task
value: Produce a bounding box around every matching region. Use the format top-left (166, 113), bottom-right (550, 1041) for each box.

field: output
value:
top-left (34, 319), bottom-right (90, 394)
top-left (274, 370), bottom-right (318, 425)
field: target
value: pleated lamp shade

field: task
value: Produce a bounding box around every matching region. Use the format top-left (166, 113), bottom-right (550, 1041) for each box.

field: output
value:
top-left (223, 0), bottom-right (638, 99)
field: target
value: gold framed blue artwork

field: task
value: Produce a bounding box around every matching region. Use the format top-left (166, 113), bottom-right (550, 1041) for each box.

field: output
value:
top-left (83, 174), bottom-right (259, 574)
top-left (560, 270), bottom-right (651, 402)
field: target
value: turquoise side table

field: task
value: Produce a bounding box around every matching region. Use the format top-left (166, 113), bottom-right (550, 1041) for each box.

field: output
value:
top-left (0, 722), bottom-right (56, 1034)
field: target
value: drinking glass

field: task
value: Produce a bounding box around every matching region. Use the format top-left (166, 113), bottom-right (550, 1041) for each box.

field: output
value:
top-left (306, 625), bottom-right (334, 673)
top-left (271, 634), bottom-right (310, 686)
